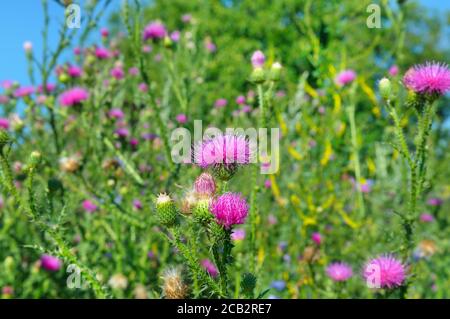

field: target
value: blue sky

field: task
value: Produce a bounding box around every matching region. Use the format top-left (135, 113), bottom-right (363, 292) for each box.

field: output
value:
top-left (0, 0), bottom-right (448, 87)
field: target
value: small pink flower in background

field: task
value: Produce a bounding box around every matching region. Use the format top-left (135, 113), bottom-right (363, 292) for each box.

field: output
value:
top-left (40, 255), bottom-right (62, 272)
top-left (181, 14), bottom-right (192, 23)
top-left (115, 127), bottom-right (130, 138)
top-left (231, 228), bottom-right (246, 241)
top-left (142, 45), bottom-right (152, 53)
top-left (14, 86), bottom-right (34, 98)
top-left (194, 172), bottom-right (216, 197)
top-left (95, 47), bottom-right (110, 59)
top-left (214, 98), bottom-right (227, 108)
top-left (175, 113), bottom-right (187, 124)
top-left (59, 87), bottom-right (89, 107)
top-left (111, 66), bottom-right (125, 80)
top-left (23, 41), bottom-right (32, 53)
top-left (37, 83), bottom-right (56, 93)
top-left (389, 65), bottom-right (399, 76)
top-left (335, 69), bottom-right (356, 86)
top-left (108, 108), bottom-right (124, 120)
top-left (264, 179), bottom-right (271, 188)
top-left (170, 31), bottom-right (181, 42)
top-left (68, 65), bottom-right (83, 78)
top-left (268, 214), bottom-right (277, 225)
top-left (363, 255), bottom-right (406, 289)
top-left (326, 262), bottom-right (353, 282)
top-left (251, 50), bottom-right (265, 68)
top-left (236, 95), bottom-right (246, 105)
top-left (73, 47), bottom-right (82, 55)
top-left (133, 199), bottom-right (143, 210)
top-left (0, 118), bottom-right (10, 130)
top-left (100, 27), bottom-right (109, 38)
top-left (403, 62), bottom-right (450, 95)
top-left (82, 199), bottom-right (98, 213)
top-left (311, 232), bottom-right (322, 245)
top-left (427, 197), bottom-right (443, 206)
top-left (201, 259), bottom-right (218, 277)
top-left (130, 138), bottom-right (139, 148)
top-left (36, 95), bottom-right (47, 104)
top-left (138, 83), bottom-right (148, 92)
top-left (143, 21), bottom-right (167, 40)
top-left (205, 40), bottom-right (216, 53)
top-left (241, 105), bottom-right (251, 113)
top-left (1, 80), bottom-right (14, 90)
top-left (276, 90), bottom-right (286, 98)
top-left (210, 192), bottom-right (249, 229)
top-left (318, 106), bottom-right (326, 114)
top-left (0, 95), bottom-right (9, 104)
top-left (128, 67), bottom-right (139, 76)
top-left (420, 213), bottom-right (434, 223)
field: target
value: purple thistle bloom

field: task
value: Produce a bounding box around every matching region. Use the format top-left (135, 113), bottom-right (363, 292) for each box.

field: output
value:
top-left (82, 199), bottom-right (98, 213)
top-left (170, 31), bottom-right (181, 42)
top-left (115, 127), bottom-right (130, 138)
top-left (40, 255), bottom-right (62, 272)
top-left (335, 69), bottom-right (356, 86)
top-left (251, 50), bottom-right (265, 68)
top-left (110, 67), bottom-right (124, 80)
top-left (311, 232), bottom-right (322, 245)
top-left (0, 118), bottom-right (10, 130)
top-left (108, 108), bottom-right (124, 120)
top-left (363, 255), bottom-right (406, 289)
top-left (37, 83), bottom-right (56, 93)
top-left (231, 228), bottom-right (246, 241)
top-left (326, 262), bottom-right (353, 282)
top-left (205, 40), bottom-right (216, 53)
top-left (403, 62), bottom-right (450, 95)
top-left (175, 113), bottom-right (187, 124)
top-left (194, 172), bottom-right (216, 197)
top-left (67, 65), bottom-right (83, 78)
top-left (420, 213), bottom-right (434, 223)
top-left (427, 197), bottom-right (443, 206)
top-left (128, 67), bottom-right (139, 76)
top-left (201, 259), bottom-right (218, 277)
top-left (235, 95), bottom-right (246, 105)
top-left (13, 86), bottom-right (34, 98)
top-left (59, 87), bottom-right (89, 107)
top-left (95, 47), bottom-right (110, 59)
top-left (133, 199), bottom-right (143, 210)
top-left (210, 192), bottom-right (249, 229)
top-left (214, 98), bottom-right (228, 108)
top-left (389, 65), bottom-right (399, 76)
top-left (143, 22), bottom-right (167, 40)
top-left (194, 134), bottom-right (254, 168)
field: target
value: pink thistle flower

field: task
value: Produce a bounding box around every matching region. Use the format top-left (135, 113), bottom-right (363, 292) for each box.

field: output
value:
top-left (210, 192), bottom-right (249, 229)
top-left (142, 45), bottom-right (152, 53)
top-left (100, 27), bottom-right (109, 38)
top-left (389, 65), bottom-right (399, 76)
top-left (133, 199), bottom-right (143, 210)
top-left (201, 259), bottom-right (218, 277)
top-left (335, 69), bottom-right (356, 86)
top-left (363, 255), bottom-right (406, 289)
top-left (110, 66), bottom-right (125, 80)
top-left (0, 118), bottom-right (10, 130)
top-left (108, 108), bottom-right (124, 120)
top-left (40, 255), bottom-right (62, 272)
top-left (0, 95), bottom-right (9, 104)
top-left (205, 40), bottom-right (216, 53)
top-left (236, 95), bottom-right (246, 105)
top-left (403, 62), bottom-right (450, 95)
top-left (214, 98), bottom-right (227, 108)
top-left (170, 31), bottom-right (181, 42)
top-left (115, 127), bottom-right (129, 138)
top-left (143, 21), bottom-right (167, 40)
top-left (82, 199), bottom-right (97, 213)
top-left (68, 65), bottom-right (83, 78)
top-left (128, 67), bottom-right (139, 76)
top-left (311, 232), bottom-right (322, 245)
top-left (37, 83), bottom-right (56, 93)
top-left (59, 87), bottom-right (89, 107)
top-left (194, 134), bottom-right (254, 168)
top-left (251, 50), bottom-right (265, 68)
top-left (427, 197), bottom-right (443, 206)
top-left (241, 105), bottom-right (251, 113)
top-left (175, 113), bottom-right (187, 124)
top-left (231, 228), bottom-right (246, 241)
top-left (194, 172), bottom-right (216, 197)
top-left (95, 47), bottom-right (110, 59)
top-left (73, 47), bottom-right (82, 55)
top-left (420, 213), bottom-right (434, 223)
top-left (181, 14), bottom-right (192, 23)
top-left (326, 262), bottom-right (353, 282)
top-left (13, 86), bottom-right (34, 98)
top-left (138, 83), bottom-right (148, 92)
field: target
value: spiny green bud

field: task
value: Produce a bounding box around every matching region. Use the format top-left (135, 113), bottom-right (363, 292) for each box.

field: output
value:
top-left (0, 130), bottom-right (11, 151)
top-left (58, 73), bottom-right (69, 83)
top-left (29, 151), bottom-right (42, 167)
top-left (155, 193), bottom-right (178, 227)
top-left (164, 36), bottom-right (173, 48)
top-left (250, 67), bottom-right (265, 84)
top-left (241, 272), bottom-right (257, 296)
top-left (193, 198), bottom-right (213, 225)
top-left (208, 220), bottom-right (227, 242)
top-left (378, 77), bottom-right (392, 100)
top-left (269, 62), bottom-right (282, 81)
top-left (212, 163), bottom-right (238, 181)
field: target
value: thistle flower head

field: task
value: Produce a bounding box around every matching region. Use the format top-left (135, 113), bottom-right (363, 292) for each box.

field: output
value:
top-left (201, 259), bottom-right (219, 277)
top-left (210, 192), bottom-right (249, 229)
top-left (403, 62), bottom-right (450, 95)
top-left (155, 193), bottom-right (178, 227)
top-left (108, 273), bottom-right (128, 290)
top-left (40, 255), bottom-right (62, 272)
top-left (335, 69), bottom-right (356, 86)
top-left (251, 50), bottom-right (265, 68)
top-left (194, 172), bottom-right (216, 198)
top-left (143, 21), bottom-right (167, 40)
top-left (59, 87), bottom-right (89, 107)
top-left (326, 262), bottom-right (353, 282)
top-left (162, 267), bottom-right (188, 299)
top-left (363, 254), bottom-right (406, 289)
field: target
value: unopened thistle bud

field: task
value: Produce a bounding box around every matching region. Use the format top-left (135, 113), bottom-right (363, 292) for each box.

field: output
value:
top-left (194, 172), bottom-right (216, 198)
top-left (29, 151), bottom-right (42, 168)
top-left (212, 163), bottom-right (238, 181)
top-left (155, 193), bottom-right (178, 227)
top-left (241, 272), bottom-right (257, 296)
top-left (163, 36), bottom-right (173, 48)
top-left (162, 268), bottom-right (188, 299)
top-left (250, 67), bottom-right (265, 84)
top-left (378, 77), bottom-right (392, 100)
top-left (0, 130), bottom-right (11, 151)
top-left (269, 62), bottom-right (282, 81)
top-left (193, 198), bottom-right (213, 225)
